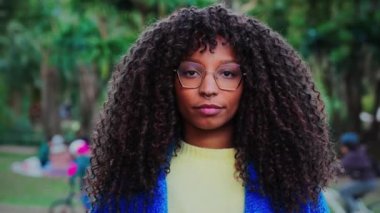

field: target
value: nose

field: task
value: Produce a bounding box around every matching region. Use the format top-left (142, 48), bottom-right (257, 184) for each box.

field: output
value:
top-left (199, 73), bottom-right (218, 98)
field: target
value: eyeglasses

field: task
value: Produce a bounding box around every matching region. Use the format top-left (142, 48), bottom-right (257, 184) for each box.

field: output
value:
top-left (174, 61), bottom-right (245, 91)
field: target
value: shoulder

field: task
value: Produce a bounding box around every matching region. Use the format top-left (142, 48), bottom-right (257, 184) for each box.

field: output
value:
top-left (246, 164), bottom-right (329, 212)
top-left (90, 196), bottom-right (145, 213)
top-left (301, 192), bottom-right (330, 213)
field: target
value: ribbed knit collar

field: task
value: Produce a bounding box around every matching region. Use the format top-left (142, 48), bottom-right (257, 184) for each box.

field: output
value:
top-left (178, 140), bottom-right (236, 160)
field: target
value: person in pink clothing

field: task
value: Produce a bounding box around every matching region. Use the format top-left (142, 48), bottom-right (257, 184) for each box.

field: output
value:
top-left (68, 139), bottom-right (91, 210)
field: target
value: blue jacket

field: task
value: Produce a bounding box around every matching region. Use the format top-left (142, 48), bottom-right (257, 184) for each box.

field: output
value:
top-left (92, 165), bottom-right (329, 212)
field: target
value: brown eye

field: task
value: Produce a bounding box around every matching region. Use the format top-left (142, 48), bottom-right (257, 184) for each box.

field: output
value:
top-left (178, 61), bottom-right (204, 79)
top-left (217, 64), bottom-right (241, 79)
top-left (178, 69), bottom-right (201, 79)
top-left (178, 68), bottom-right (202, 78)
top-left (217, 70), bottom-right (240, 79)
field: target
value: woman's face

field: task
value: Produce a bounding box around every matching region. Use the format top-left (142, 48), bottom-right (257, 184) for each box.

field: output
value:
top-left (175, 37), bottom-right (243, 131)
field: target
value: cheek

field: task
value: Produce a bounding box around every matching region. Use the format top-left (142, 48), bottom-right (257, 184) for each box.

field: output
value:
top-left (174, 79), bottom-right (191, 114)
top-left (228, 89), bottom-right (243, 114)
top-left (175, 79), bottom-right (184, 101)
top-left (174, 79), bottom-right (181, 100)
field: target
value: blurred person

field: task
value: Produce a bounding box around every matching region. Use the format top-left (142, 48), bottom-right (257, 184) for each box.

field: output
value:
top-left (338, 132), bottom-right (378, 213)
top-left (68, 139), bottom-right (91, 211)
top-left (37, 135), bottom-right (51, 167)
top-left (59, 101), bottom-right (72, 120)
top-left (87, 4), bottom-right (337, 212)
top-left (11, 134), bottom-right (70, 177)
top-left (42, 134), bottom-right (72, 176)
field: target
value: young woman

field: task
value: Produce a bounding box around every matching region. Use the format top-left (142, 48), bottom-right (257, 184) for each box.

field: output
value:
top-left (86, 4), bottom-right (337, 212)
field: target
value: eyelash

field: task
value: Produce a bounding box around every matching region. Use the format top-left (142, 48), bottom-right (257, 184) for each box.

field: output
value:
top-left (179, 69), bottom-right (239, 78)
top-left (183, 70), bottom-right (200, 77)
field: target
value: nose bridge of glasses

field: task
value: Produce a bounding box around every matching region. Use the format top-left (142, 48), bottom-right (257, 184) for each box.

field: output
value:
top-left (199, 70), bottom-right (219, 90)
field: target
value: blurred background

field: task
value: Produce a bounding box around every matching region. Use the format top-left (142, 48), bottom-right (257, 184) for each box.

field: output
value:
top-left (0, 0), bottom-right (379, 212)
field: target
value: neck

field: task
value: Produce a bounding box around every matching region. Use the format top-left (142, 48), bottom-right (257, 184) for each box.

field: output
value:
top-left (183, 123), bottom-right (234, 149)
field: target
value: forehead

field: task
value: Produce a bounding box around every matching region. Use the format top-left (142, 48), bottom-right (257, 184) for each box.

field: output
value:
top-left (184, 36), bottom-right (237, 62)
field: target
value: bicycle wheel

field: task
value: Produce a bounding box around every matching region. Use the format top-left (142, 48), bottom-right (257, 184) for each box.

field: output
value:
top-left (49, 199), bottom-right (76, 213)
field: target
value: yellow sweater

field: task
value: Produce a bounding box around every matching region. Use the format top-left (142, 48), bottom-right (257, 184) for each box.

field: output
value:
top-left (166, 141), bottom-right (244, 213)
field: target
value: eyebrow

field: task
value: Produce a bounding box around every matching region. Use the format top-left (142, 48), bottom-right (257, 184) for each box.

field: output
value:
top-left (183, 58), bottom-right (238, 65)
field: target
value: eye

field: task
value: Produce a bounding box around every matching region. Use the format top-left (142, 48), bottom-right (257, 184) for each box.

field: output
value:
top-left (185, 70), bottom-right (198, 77)
top-left (179, 69), bottom-right (201, 78)
top-left (218, 70), bottom-right (238, 79)
top-left (222, 71), bottom-right (234, 77)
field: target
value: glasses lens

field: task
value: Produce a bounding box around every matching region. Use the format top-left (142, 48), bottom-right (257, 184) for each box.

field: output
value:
top-left (215, 65), bottom-right (242, 90)
top-left (177, 68), bottom-right (202, 88)
top-left (176, 62), bottom-right (243, 90)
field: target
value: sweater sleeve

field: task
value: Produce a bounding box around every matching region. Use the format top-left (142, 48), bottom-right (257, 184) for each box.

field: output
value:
top-left (303, 192), bottom-right (330, 213)
top-left (90, 198), bottom-right (127, 213)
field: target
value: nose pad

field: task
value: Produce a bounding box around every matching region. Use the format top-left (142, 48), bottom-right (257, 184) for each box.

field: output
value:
top-left (199, 73), bottom-right (218, 97)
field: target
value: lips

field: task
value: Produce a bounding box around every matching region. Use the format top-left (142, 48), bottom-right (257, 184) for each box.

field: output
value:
top-left (194, 104), bottom-right (223, 116)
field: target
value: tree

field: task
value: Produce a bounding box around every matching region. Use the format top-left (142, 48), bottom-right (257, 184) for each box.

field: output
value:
top-left (247, 0), bottom-right (380, 137)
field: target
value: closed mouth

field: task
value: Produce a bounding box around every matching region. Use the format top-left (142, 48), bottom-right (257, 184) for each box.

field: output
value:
top-left (194, 104), bottom-right (223, 109)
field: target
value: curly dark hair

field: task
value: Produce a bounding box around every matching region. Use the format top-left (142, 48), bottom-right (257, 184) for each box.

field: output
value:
top-left (86, 4), bottom-right (337, 212)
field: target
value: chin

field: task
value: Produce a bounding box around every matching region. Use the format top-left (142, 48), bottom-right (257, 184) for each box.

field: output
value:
top-left (191, 120), bottom-right (229, 131)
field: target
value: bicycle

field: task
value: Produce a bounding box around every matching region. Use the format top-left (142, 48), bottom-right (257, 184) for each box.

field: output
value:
top-left (49, 139), bottom-right (91, 213)
top-left (48, 176), bottom-right (77, 213)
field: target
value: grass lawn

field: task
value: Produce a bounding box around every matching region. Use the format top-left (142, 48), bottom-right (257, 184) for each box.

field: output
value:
top-left (1, 149), bottom-right (379, 212)
top-left (0, 151), bottom-right (80, 207)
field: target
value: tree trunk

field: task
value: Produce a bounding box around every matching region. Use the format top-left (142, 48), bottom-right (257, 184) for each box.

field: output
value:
top-left (79, 64), bottom-right (99, 137)
top-left (364, 71), bottom-right (380, 159)
top-left (40, 51), bottom-right (60, 138)
top-left (369, 72), bottom-right (380, 140)
top-left (344, 62), bottom-right (362, 133)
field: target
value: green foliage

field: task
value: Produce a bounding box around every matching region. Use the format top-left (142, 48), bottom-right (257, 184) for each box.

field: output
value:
top-left (362, 94), bottom-right (375, 113)
top-left (1, 21), bottom-right (40, 92)
top-left (1, 0), bottom-right (221, 144)
top-left (1, 0), bottom-right (379, 143)
top-left (247, 0), bottom-right (379, 135)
